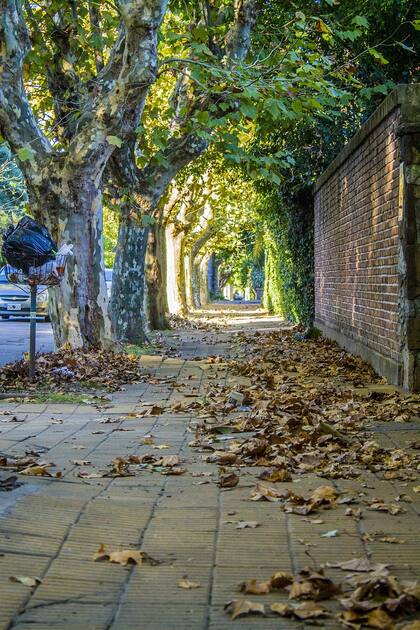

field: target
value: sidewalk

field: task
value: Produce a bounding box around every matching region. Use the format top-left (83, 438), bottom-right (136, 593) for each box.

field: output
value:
top-left (0, 305), bottom-right (419, 630)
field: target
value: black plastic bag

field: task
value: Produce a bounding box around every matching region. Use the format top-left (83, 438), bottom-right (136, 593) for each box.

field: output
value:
top-left (1, 216), bottom-right (57, 273)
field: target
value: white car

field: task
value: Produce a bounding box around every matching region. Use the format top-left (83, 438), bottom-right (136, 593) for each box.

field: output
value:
top-left (0, 268), bottom-right (49, 321)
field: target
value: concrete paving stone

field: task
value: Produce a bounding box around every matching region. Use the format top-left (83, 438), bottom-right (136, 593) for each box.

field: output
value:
top-left (28, 576), bottom-right (122, 605)
top-left (126, 565), bottom-right (211, 604)
top-left (208, 605), bottom-right (300, 630)
top-left (114, 602), bottom-right (207, 629)
top-left (14, 601), bottom-right (114, 625)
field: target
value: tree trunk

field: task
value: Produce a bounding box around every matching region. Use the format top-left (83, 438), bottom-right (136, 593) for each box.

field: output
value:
top-left (110, 207), bottom-right (149, 344)
top-left (146, 221), bottom-right (169, 330)
top-left (34, 169), bottom-right (111, 348)
top-left (165, 224), bottom-right (187, 314)
top-left (199, 254), bottom-right (210, 306)
top-left (184, 250), bottom-right (194, 310)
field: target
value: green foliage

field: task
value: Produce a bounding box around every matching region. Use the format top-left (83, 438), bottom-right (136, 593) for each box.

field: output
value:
top-left (103, 206), bottom-right (119, 268)
top-left (0, 144), bottom-right (28, 227)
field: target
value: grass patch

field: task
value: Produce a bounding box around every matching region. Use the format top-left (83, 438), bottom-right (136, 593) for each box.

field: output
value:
top-left (125, 343), bottom-right (158, 357)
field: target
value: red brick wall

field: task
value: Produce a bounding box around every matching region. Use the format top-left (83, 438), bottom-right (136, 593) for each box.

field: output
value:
top-left (314, 108), bottom-right (401, 366)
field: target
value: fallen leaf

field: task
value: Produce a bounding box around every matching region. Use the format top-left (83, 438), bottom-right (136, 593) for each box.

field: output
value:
top-left (77, 470), bottom-right (106, 479)
top-left (20, 465), bottom-right (56, 477)
top-left (177, 577), bottom-right (200, 589)
top-left (270, 572), bottom-right (294, 589)
top-left (236, 521), bottom-right (259, 529)
top-left (239, 579), bottom-right (271, 595)
top-left (311, 485), bottom-right (339, 504)
top-left (378, 536), bottom-right (406, 544)
top-left (293, 601), bottom-right (330, 620)
top-left (9, 575), bottom-right (41, 587)
top-left (250, 482), bottom-right (289, 502)
top-left (321, 529), bottom-right (339, 538)
top-left (366, 607), bottom-right (394, 629)
top-left (92, 545), bottom-right (144, 566)
top-left (156, 455), bottom-right (180, 467)
top-left (258, 468), bottom-right (292, 482)
top-left (224, 599), bottom-right (265, 620)
top-left (159, 466), bottom-right (187, 475)
top-left (219, 472), bottom-right (239, 488)
top-left (270, 602), bottom-right (293, 616)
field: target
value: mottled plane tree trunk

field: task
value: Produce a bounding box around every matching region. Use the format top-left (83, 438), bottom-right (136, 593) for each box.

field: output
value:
top-left (0, 0), bottom-right (168, 347)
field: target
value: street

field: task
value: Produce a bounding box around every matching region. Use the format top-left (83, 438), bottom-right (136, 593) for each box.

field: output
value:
top-left (0, 318), bottom-right (54, 366)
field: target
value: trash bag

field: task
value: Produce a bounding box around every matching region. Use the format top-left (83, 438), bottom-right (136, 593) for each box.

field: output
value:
top-left (1, 216), bottom-right (57, 273)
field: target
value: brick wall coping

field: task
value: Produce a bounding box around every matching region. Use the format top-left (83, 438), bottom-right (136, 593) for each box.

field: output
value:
top-left (314, 84), bottom-right (420, 193)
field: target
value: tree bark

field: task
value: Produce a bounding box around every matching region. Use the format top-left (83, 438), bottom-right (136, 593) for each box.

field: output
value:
top-left (165, 223), bottom-right (187, 314)
top-left (145, 220), bottom-right (169, 329)
top-left (47, 173), bottom-right (111, 347)
top-left (110, 205), bottom-right (149, 344)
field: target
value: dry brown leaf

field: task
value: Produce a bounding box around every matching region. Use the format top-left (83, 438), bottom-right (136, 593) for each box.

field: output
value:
top-left (311, 485), bottom-right (339, 504)
top-left (270, 603), bottom-right (293, 616)
top-left (250, 482), bottom-right (289, 502)
top-left (217, 452), bottom-right (237, 465)
top-left (157, 455), bottom-right (180, 467)
top-left (77, 470), bottom-right (106, 479)
top-left (177, 577), bottom-right (200, 589)
top-left (92, 544), bottom-right (144, 566)
top-left (366, 607), bottom-right (395, 629)
top-left (20, 465), bottom-right (61, 478)
top-left (368, 500), bottom-right (405, 515)
top-left (160, 466), bottom-right (187, 476)
top-left (258, 468), bottom-right (292, 483)
top-left (293, 601), bottom-right (330, 620)
top-left (378, 537), bottom-right (406, 544)
top-left (9, 575), bottom-right (41, 587)
top-left (239, 579), bottom-right (271, 595)
top-left (270, 572), bottom-right (294, 589)
top-left (224, 599), bottom-right (265, 620)
top-left (219, 472), bottom-right (239, 488)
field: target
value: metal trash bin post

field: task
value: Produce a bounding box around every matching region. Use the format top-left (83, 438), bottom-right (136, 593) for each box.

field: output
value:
top-left (3, 254), bottom-right (69, 382)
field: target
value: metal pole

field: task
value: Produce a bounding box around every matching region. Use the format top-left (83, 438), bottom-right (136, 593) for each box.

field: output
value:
top-left (29, 284), bottom-right (37, 381)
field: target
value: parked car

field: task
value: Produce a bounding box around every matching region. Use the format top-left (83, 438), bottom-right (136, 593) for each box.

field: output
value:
top-left (0, 268), bottom-right (49, 320)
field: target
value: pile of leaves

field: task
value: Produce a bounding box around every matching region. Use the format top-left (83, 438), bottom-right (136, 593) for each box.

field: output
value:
top-left (0, 347), bottom-right (148, 392)
top-left (0, 452), bottom-right (62, 478)
top-left (226, 562), bottom-right (420, 627)
top-left (179, 329), bottom-right (419, 481)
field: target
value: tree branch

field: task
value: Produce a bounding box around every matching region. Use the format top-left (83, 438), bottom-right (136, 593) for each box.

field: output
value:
top-left (0, 0), bottom-right (52, 163)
